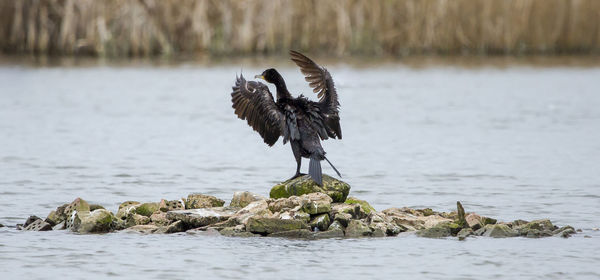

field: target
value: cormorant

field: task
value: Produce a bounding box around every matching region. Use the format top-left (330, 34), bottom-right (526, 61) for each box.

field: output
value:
top-left (230, 50), bottom-right (342, 185)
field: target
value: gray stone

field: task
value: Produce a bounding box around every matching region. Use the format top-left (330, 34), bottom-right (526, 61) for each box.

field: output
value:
top-left (24, 218), bottom-right (53, 231)
top-left (481, 224), bottom-right (518, 238)
top-left (77, 209), bottom-right (114, 233)
top-left (124, 224), bottom-right (160, 234)
top-left (150, 212), bottom-right (169, 226)
top-left (185, 194), bottom-right (225, 209)
top-left (159, 199), bottom-right (184, 212)
top-left (116, 201), bottom-right (140, 220)
top-left (135, 202), bottom-right (159, 217)
top-left (328, 220), bottom-right (345, 231)
top-left (553, 226), bottom-right (576, 238)
top-left (314, 228), bottom-right (345, 239)
top-left (457, 228), bottom-right (473, 240)
top-left (126, 213), bottom-right (150, 228)
top-left (344, 197), bottom-right (376, 215)
top-left (167, 207), bottom-right (239, 228)
top-left (230, 200), bottom-right (272, 225)
top-left (333, 212), bottom-right (352, 227)
top-left (246, 217), bottom-right (308, 234)
top-left (230, 191), bottom-right (265, 208)
top-left (465, 213), bottom-right (483, 230)
top-left (220, 225), bottom-right (259, 237)
top-left (416, 223), bottom-right (452, 238)
top-left (310, 213), bottom-right (331, 231)
top-left (345, 220), bottom-right (372, 238)
top-left (301, 193), bottom-right (332, 214)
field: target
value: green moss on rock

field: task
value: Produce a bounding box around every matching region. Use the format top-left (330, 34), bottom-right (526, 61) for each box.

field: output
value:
top-left (270, 175), bottom-right (350, 203)
top-left (344, 197), bottom-right (375, 215)
top-left (135, 202), bottom-right (159, 217)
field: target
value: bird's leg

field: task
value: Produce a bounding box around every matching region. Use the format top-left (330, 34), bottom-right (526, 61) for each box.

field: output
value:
top-left (289, 142), bottom-right (305, 180)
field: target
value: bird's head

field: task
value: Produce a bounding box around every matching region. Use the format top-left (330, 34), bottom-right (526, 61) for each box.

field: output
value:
top-left (255, 68), bottom-right (281, 84)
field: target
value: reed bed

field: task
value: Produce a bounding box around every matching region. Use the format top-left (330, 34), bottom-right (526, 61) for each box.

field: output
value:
top-left (1, 0), bottom-right (599, 57)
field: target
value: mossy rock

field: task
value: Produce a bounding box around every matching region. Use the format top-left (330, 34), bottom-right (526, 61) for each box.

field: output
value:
top-left (270, 175), bottom-right (350, 203)
top-left (344, 197), bottom-right (375, 215)
top-left (185, 194), bottom-right (225, 209)
top-left (246, 217), bottom-right (309, 234)
top-left (135, 202), bottom-right (159, 217)
top-left (78, 209), bottom-right (115, 233)
top-left (416, 222), bottom-right (455, 238)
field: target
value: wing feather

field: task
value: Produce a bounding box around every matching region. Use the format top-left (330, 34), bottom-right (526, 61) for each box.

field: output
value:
top-left (289, 50), bottom-right (342, 139)
top-left (231, 74), bottom-right (285, 146)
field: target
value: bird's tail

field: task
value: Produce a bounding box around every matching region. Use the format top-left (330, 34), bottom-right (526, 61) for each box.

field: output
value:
top-left (309, 156), bottom-right (322, 186)
top-left (324, 156), bottom-right (342, 178)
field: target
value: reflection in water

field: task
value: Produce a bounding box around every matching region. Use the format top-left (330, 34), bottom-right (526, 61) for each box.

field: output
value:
top-left (1, 60), bottom-right (600, 279)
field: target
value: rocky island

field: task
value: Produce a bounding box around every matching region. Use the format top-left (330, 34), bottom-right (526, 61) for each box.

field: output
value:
top-left (17, 175), bottom-right (576, 240)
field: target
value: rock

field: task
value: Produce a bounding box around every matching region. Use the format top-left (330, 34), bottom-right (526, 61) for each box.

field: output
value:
top-left (166, 207), bottom-right (239, 228)
top-left (64, 198), bottom-right (91, 219)
top-left (0, 223), bottom-right (4, 227)
top-left (328, 220), bottom-right (345, 231)
top-left (345, 220), bottom-right (372, 238)
top-left (23, 217), bottom-right (53, 231)
top-left (268, 196), bottom-right (303, 213)
top-left (135, 202), bottom-right (159, 217)
top-left (512, 219), bottom-right (529, 227)
top-left (185, 194), bottom-right (225, 209)
top-left (515, 219), bottom-right (555, 236)
top-left (457, 228), bottom-right (473, 240)
top-left (159, 199), bottom-right (184, 212)
top-left (126, 213), bottom-right (151, 228)
top-left (52, 221), bottom-right (65, 230)
top-left (269, 229), bottom-right (314, 239)
top-left (367, 212), bottom-right (404, 236)
top-left (314, 228), bottom-right (345, 239)
top-left (310, 214), bottom-right (331, 231)
top-left (479, 224), bottom-right (518, 238)
top-left (77, 209), bottom-right (114, 233)
top-left (220, 226), bottom-right (259, 237)
top-left (481, 217), bottom-right (497, 225)
top-left (155, 220), bottom-right (186, 234)
top-left (45, 203), bottom-right (68, 226)
top-left (230, 191), bottom-right (265, 208)
top-left (230, 200), bottom-right (272, 225)
top-left (416, 222), bottom-right (453, 238)
top-left (150, 212), bottom-right (169, 226)
top-left (456, 201), bottom-right (467, 228)
top-left (124, 224), bottom-right (160, 234)
top-left (246, 217), bottom-right (308, 234)
top-left (270, 174), bottom-right (350, 203)
top-left (381, 207), bottom-right (452, 231)
top-left (277, 210), bottom-right (310, 223)
top-left (553, 226), bottom-right (576, 238)
top-left (89, 204), bottom-right (105, 211)
top-left (344, 197), bottom-right (376, 215)
top-left (116, 201), bottom-right (141, 219)
top-left (465, 213), bottom-right (483, 230)
top-left (331, 203), bottom-right (366, 220)
top-left (301, 193), bottom-right (332, 214)
top-left (333, 213), bottom-right (352, 227)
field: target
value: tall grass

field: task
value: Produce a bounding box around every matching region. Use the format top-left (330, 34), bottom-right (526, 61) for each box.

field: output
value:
top-left (1, 0), bottom-right (599, 57)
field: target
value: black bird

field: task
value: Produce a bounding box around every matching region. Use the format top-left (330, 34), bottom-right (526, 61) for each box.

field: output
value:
top-left (230, 50), bottom-right (342, 185)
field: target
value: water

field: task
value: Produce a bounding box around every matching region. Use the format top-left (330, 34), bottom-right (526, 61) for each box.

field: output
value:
top-left (1, 58), bottom-right (600, 279)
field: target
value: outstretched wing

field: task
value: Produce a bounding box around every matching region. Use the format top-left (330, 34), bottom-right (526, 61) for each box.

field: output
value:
top-left (231, 74), bottom-right (286, 146)
top-left (289, 50), bottom-right (342, 139)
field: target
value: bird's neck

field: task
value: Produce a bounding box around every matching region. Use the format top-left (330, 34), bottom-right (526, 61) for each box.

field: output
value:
top-left (274, 78), bottom-right (292, 101)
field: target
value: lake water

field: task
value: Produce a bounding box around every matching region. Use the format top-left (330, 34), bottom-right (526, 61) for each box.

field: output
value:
top-left (1, 57), bottom-right (599, 279)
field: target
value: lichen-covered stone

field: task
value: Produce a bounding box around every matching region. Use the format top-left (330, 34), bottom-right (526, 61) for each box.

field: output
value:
top-left (270, 174), bottom-right (350, 203)
top-left (185, 194), bottom-right (225, 209)
top-left (333, 212), bottom-right (352, 227)
top-left (269, 229), bottom-right (314, 239)
top-left (45, 203), bottom-right (68, 226)
top-left (310, 213), bottom-right (331, 231)
top-left (553, 226), bottom-right (576, 238)
top-left (416, 222), bottom-right (453, 238)
top-left (465, 213), bottom-right (483, 230)
top-left (457, 228), bottom-right (473, 240)
top-left (23, 217), bottom-right (53, 231)
top-left (135, 202), bottom-right (159, 217)
top-left (150, 212), bottom-right (169, 226)
top-left (246, 217), bottom-right (308, 234)
top-left (345, 220), bottom-right (372, 238)
top-left (344, 197), bottom-right (375, 215)
top-left (230, 200), bottom-right (272, 225)
top-left (456, 201), bottom-right (467, 228)
top-left (159, 199), bottom-right (184, 212)
top-left (382, 207), bottom-right (452, 231)
top-left (126, 213), bottom-right (150, 228)
top-left (477, 224), bottom-right (518, 238)
top-left (156, 220), bottom-right (186, 234)
top-left (268, 196), bottom-right (303, 213)
top-left (64, 198), bottom-right (91, 220)
top-left (367, 212), bottom-right (405, 236)
top-left (314, 228), bottom-right (345, 239)
top-left (78, 209), bottom-right (114, 233)
top-left (167, 207), bottom-right (239, 228)
top-left (277, 210), bottom-right (310, 223)
top-left (331, 203), bottom-right (366, 220)
top-left (230, 191), bottom-right (265, 208)
top-left (301, 193), bottom-right (332, 214)
top-left (89, 204), bottom-right (105, 211)
top-left (328, 220), bottom-right (345, 231)
top-left (116, 201), bottom-right (140, 219)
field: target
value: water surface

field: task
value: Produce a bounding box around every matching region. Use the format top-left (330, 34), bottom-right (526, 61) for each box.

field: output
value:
top-left (1, 58), bottom-right (599, 279)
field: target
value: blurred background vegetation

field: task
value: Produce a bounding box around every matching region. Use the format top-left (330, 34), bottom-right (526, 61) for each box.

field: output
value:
top-left (1, 0), bottom-right (599, 58)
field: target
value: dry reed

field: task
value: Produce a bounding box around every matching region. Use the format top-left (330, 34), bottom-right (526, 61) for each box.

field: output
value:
top-left (1, 0), bottom-right (599, 57)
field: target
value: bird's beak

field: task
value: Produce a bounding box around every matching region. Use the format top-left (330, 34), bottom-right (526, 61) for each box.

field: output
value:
top-left (255, 75), bottom-right (265, 80)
